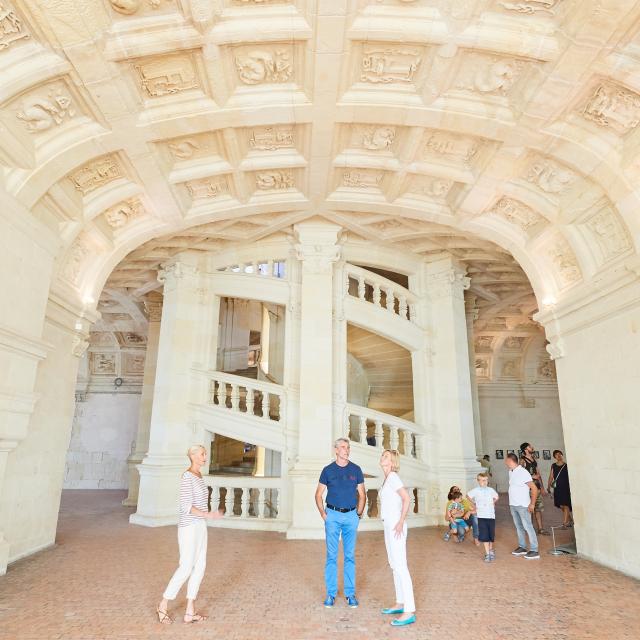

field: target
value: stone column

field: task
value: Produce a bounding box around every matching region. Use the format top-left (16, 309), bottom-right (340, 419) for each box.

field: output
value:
top-left (131, 253), bottom-right (221, 526)
top-left (286, 222), bottom-right (341, 539)
top-left (465, 295), bottom-right (483, 457)
top-left (122, 296), bottom-right (163, 507)
top-left (425, 256), bottom-right (482, 495)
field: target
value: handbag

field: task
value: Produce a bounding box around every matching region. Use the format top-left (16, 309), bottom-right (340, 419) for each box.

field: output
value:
top-left (550, 464), bottom-right (566, 490)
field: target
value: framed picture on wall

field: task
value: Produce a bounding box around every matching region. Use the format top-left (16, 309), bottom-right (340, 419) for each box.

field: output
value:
top-left (495, 449), bottom-right (504, 460)
top-left (543, 450), bottom-right (551, 460)
top-left (534, 450), bottom-right (540, 459)
top-left (507, 449), bottom-right (514, 455)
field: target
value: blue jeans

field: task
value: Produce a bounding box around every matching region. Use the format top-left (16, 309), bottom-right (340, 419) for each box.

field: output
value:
top-left (466, 513), bottom-right (479, 539)
top-left (324, 508), bottom-right (359, 597)
top-left (510, 505), bottom-right (538, 552)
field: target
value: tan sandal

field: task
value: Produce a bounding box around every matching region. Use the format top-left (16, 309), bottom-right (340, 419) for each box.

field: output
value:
top-left (184, 612), bottom-right (208, 623)
top-left (156, 608), bottom-right (173, 625)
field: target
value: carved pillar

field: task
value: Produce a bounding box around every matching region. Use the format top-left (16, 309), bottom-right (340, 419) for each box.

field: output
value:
top-left (131, 253), bottom-right (221, 526)
top-left (122, 296), bottom-right (163, 507)
top-left (465, 295), bottom-right (483, 457)
top-left (287, 221), bottom-right (341, 539)
top-left (424, 256), bottom-right (482, 496)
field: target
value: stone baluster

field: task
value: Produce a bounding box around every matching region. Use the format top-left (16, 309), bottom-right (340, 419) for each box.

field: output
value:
top-left (416, 488), bottom-right (426, 515)
top-left (373, 283), bottom-right (381, 307)
top-left (261, 391), bottom-right (270, 420)
top-left (358, 415), bottom-right (367, 444)
top-left (230, 384), bottom-right (239, 411)
top-left (209, 380), bottom-right (217, 405)
top-left (357, 275), bottom-right (365, 300)
top-left (385, 287), bottom-right (394, 312)
top-left (344, 270), bottom-right (350, 295)
top-left (224, 487), bottom-right (234, 517)
top-left (246, 386), bottom-right (255, 416)
top-left (399, 295), bottom-right (408, 319)
top-left (273, 489), bottom-right (280, 519)
top-left (371, 491), bottom-right (379, 519)
top-left (276, 393), bottom-right (284, 422)
top-left (257, 488), bottom-right (266, 519)
top-left (211, 485), bottom-right (220, 512)
top-left (407, 487), bottom-right (415, 515)
top-left (375, 419), bottom-right (383, 448)
top-left (409, 303), bottom-right (417, 323)
top-left (214, 380), bottom-right (223, 406)
top-left (390, 426), bottom-right (399, 450)
top-left (241, 487), bottom-right (250, 518)
top-left (362, 494), bottom-right (370, 519)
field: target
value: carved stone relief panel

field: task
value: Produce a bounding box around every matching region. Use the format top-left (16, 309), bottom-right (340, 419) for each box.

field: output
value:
top-left (546, 235), bottom-right (582, 287)
top-left (475, 357), bottom-right (490, 379)
top-left (342, 169), bottom-right (384, 189)
top-left (501, 357), bottom-right (521, 378)
top-left (90, 352), bottom-right (117, 375)
top-left (0, 2), bottom-right (30, 51)
top-left (488, 197), bottom-right (544, 231)
top-left (69, 155), bottom-right (124, 195)
top-left (422, 129), bottom-right (480, 166)
top-left (368, 218), bottom-right (405, 234)
top-left (580, 82), bottom-right (640, 135)
top-left (247, 125), bottom-right (295, 151)
top-left (108, 0), bottom-right (176, 17)
top-left (254, 170), bottom-right (295, 190)
top-left (104, 198), bottom-right (144, 229)
top-left (115, 331), bottom-right (146, 346)
top-left (90, 332), bottom-right (117, 347)
top-left (123, 352), bottom-right (145, 375)
top-left (133, 52), bottom-right (200, 98)
top-left (359, 125), bottom-right (396, 150)
top-left (524, 156), bottom-right (576, 195)
top-left (496, 0), bottom-right (561, 15)
top-left (164, 132), bottom-right (220, 162)
top-left (583, 206), bottom-right (632, 262)
top-left (61, 234), bottom-right (90, 284)
top-left (406, 174), bottom-right (454, 199)
top-left (185, 176), bottom-right (230, 199)
top-left (503, 336), bottom-right (526, 350)
top-left (234, 45), bottom-right (294, 85)
top-left (475, 335), bottom-right (494, 352)
top-left (537, 354), bottom-right (557, 381)
top-left (453, 52), bottom-right (526, 98)
top-left (359, 44), bottom-right (422, 85)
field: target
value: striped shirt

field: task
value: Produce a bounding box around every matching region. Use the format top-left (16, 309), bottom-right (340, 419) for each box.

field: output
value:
top-left (178, 471), bottom-right (209, 527)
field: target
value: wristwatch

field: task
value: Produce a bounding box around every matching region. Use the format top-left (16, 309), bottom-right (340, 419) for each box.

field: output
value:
top-left (357, 511), bottom-right (363, 519)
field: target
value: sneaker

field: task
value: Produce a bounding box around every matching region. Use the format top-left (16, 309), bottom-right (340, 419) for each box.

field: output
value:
top-left (346, 595), bottom-right (359, 608)
top-left (484, 554), bottom-right (491, 563)
top-left (443, 531), bottom-right (450, 541)
top-left (323, 595), bottom-right (335, 608)
top-left (524, 550), bottom-right (540, 560)
top-left (538, 529), bottom-right (551, 536)
top-left (489, 550), bottom-right (496, 559)
top-left (511, 547), bottom-right (527, 556)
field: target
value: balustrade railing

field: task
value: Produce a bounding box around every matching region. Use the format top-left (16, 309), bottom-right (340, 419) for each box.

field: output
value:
top-left (344, 264), bottom-right (419, 324)
top-left (203, 475), bottom-right (282, 520)
top-left (361, 484), bottom-right (427, 520)
top-left (217, 259), bottom-right (286, 279)
top-left (207, 370), bottom-right (284, 423)
top-left (344, 403), bottom-right (424, 460)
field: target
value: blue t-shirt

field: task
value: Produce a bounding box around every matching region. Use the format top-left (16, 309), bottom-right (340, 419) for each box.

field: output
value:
top-left (319, 461), bottom-right (364, 509)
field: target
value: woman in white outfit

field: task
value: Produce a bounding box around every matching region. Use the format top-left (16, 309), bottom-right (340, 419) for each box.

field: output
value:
top-left (156, 444), bottom-right (222, 624)
top-left (379, 449), bottom-right (416, 627)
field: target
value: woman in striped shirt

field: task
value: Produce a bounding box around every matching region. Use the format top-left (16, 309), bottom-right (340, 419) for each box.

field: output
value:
top-left (157, 444), bottom-right (222, 624)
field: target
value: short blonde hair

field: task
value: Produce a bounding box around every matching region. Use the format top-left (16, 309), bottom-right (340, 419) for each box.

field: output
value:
top-left (384, 449), bottom-right (400, 472)
top-left (477, 472), bottom-right (489, 479)
top-left (187, 444), bottom-right (206, 460)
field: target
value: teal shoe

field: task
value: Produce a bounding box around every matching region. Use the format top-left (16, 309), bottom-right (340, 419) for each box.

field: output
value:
top-left (381, 607), bottom-right (404, 615)
top-left (391, 615), bottom-right (416, 627)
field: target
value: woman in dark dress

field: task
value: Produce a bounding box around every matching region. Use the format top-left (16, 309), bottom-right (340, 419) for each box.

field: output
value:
top-left (547, 449), bottom-right (572, 527)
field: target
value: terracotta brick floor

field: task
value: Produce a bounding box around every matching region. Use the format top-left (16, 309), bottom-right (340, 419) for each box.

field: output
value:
top-left (1, 490), bottom-right (639, 640)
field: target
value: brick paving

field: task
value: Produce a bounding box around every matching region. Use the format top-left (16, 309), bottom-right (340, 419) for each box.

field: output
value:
top-left (1, 490), bottom-right (638, 640)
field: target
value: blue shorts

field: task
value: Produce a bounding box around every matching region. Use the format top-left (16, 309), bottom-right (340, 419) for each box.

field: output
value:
top-left (478, 517), bottom-right (496, 542)
top-left (449, 518), bottom-right (468, 533)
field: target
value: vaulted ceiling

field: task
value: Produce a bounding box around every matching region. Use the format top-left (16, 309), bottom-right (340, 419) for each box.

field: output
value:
top-left (2, 0), bottom-right (640, 332)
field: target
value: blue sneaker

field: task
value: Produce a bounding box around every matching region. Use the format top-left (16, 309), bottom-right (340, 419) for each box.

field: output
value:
top-left (323, 595), bottom-right (335, 608)
top-left (346, 595), bottom-right (359, 608)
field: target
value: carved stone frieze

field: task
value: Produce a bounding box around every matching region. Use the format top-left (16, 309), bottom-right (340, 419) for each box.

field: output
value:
top-left (362, 125), bottom-right (396, 150)
top-left (104, 198), bottom-right (143, 228)
top-left (499, 0), bottom-right (560, 14)
top-left (525, 157), bottom-right (576, 194)
top-left (15, 84), bottom-right (75, 133)
top-left (186, 177), bottom-right (228, 199)
top-left (455, 54), bottom-right (524, 96)
top-left (546, 236), bottom-right (581, 287)
top-left (585, 207), bottom-right (631, 261)
top-left (134, 53), bottom-right (199, 98)
top-left (235, 47), bottom-right (293, 85)
top-left (360, 46), bottom-right (421, 84)
top-left (423, 130), bottom-right (479, 164)
top-left (489, 197), bottom-right (543, 230)
top-left (342, 169), bottom-right (383, 189)
top-left (70, 155), bottom-right (123, 195)
top-left (256, 170), bottom-right (294, 190)
top-left (249, 125), bottom-right (294, 150)
top-left (0, 1), bottom-right (30, 50)
top-left (581, 83), bottom-right (640, 134)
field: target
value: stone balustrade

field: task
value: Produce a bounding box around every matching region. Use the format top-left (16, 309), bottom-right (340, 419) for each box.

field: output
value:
top-left (208, 370), bottom-right (285, 423)
top-left (344, 263), bottom-right (419, 324)
top-left (217, 259), bottom-right (286, 278)
top-left (203, 475), bottom-right (282, 520)
top-left (361, 480), bottom-right (428, 521)
top-left (344, 403), bottom-right (424, 460)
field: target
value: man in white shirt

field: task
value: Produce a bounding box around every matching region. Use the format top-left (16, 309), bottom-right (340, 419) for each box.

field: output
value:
top-left (505, 452), bottom-right (539, 560)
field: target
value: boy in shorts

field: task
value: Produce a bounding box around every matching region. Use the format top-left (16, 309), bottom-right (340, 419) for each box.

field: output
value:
top-left (467, 473), bottom-right (499, 562)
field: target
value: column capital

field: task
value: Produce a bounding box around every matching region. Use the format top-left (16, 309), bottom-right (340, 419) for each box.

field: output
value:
top-left (425, 261), bottom-right (470, 301)
top-left (294, 222), bottom-right (342, 275)
top-left (157, 260), bottom-right (198, 289)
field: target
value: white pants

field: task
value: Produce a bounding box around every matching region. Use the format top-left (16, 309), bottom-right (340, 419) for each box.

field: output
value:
top-left (383, 522), bottom-right (415, 613)
top-left (163, 519), bottom-right (208, 601)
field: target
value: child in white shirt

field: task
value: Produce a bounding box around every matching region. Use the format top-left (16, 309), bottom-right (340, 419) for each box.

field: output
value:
top-left (467, 473), bottom-right (499, 562)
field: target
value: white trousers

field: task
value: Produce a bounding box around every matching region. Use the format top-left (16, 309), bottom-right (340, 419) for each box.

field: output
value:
top-left (163, 519), bottom-right (208, 601)
top-left (383, 522), bottom-right (415, 613)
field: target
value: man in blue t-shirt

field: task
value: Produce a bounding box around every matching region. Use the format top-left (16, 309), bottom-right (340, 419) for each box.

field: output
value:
top-left (315, 437), bottom-right (365, 609)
